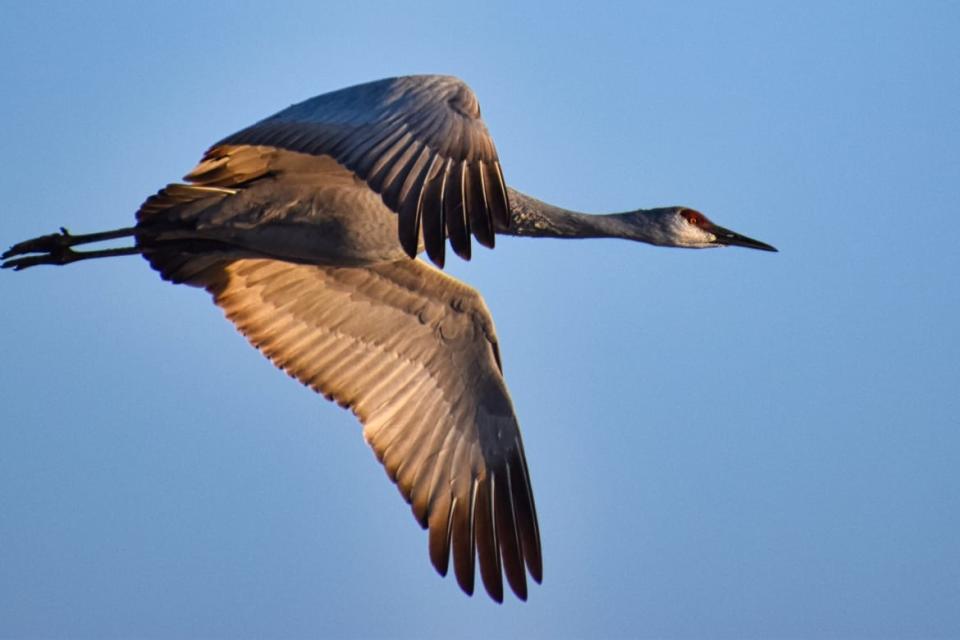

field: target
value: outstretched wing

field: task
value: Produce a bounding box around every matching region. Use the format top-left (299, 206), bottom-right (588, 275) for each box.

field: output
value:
top-left (203, 75), bottom-right (510, 266)
top-left (155, 254), bottom-right (541, 601)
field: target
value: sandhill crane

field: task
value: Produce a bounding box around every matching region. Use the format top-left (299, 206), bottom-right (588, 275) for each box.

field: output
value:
top-left (3, 75), bottom-right (776, 603)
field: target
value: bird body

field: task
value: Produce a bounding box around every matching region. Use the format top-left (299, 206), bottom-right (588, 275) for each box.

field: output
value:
top-left (3, 74), bottom-right (776, 603)
top-left (143, 152), bottom-right (408, 268)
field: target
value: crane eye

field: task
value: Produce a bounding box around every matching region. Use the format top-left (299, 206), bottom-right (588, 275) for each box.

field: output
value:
top-left (681, 208), bottom-right (708, 227)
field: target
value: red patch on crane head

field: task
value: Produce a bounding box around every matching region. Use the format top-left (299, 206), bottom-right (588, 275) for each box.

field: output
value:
top-left (680, 208), bottom-right (712, 228)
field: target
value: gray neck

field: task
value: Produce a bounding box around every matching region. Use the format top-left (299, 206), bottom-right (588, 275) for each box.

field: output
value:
top-left (500, 188), bottom-right (661, 241)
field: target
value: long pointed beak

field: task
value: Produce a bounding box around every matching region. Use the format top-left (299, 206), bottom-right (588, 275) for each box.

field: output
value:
top-left (710, 224), bottom-right (778, 252)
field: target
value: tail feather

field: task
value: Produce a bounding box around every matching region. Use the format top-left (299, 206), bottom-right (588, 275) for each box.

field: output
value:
top-left (136, 183), bottom-right (237, 224)
top-left (143, 247), bottom-right (231, 285)
top-left (136, 183), bottom-right (239, 285)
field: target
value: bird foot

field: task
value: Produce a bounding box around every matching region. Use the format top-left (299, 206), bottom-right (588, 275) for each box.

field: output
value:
top-left (2, 228), bottom-right (79, 270)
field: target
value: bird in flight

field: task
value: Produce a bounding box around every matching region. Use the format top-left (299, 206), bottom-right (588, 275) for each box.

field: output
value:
top-left (3, 75), bottom-right (776, 602)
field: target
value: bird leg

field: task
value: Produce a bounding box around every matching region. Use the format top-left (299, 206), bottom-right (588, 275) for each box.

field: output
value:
top-left (2, 226), bottom-right (140, 271)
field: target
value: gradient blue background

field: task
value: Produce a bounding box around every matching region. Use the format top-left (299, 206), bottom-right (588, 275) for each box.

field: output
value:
top-left (2, 2), bottom-right (958, 638)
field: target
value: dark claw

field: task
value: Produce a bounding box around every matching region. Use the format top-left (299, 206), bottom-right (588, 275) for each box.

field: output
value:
top-left (3, 230), bottom-right (72, 258)
top-left (4, 254), bottom-right (53, 270)
top-left (2, 229), bottom-right (76, 269)
top-left (2, 249), bottom-right (79, 270)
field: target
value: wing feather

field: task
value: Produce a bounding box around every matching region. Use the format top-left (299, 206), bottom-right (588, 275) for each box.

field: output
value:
top-left (444, 161), bottom-right (470, 260)
top-left (212, 75), bottom-right (510, 264)
top-left (452, 485), bottom-right (478, 596)
top-left (475, 475), bottom-right (504, 602)
top-left (495, 460), bottom-right (528, 599)
top-left (169, 255), bottom-right (540, 600)
top-left (466, 161), bottom-right (493, 248)
top-left (429, 492), bottom-right (455, 576)
top-left (419, 156), bottom-right (448, 267)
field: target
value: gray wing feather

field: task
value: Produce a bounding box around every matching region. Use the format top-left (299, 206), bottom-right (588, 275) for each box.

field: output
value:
top-left (160, 255), bottom-right (541, 601)
top-left (214, 75), bottom-right (510, 263)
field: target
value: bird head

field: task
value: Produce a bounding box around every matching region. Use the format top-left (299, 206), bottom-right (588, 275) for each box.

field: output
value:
top-left (622, 207), bottom-right (777, 251)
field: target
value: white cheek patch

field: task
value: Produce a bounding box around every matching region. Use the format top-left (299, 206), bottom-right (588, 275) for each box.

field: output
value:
top-left (679, 223), bottom-right (716, 247)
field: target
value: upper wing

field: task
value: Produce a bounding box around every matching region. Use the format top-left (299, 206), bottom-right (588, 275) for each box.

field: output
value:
top-left (202, 75), bottom-right (510, 267)
top-left (161, 254), bottom-right (541, 601)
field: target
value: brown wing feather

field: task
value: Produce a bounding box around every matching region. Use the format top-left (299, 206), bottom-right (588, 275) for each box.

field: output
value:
top-left (182, 144), bottom-right (277, 188)
top-left (155, 255), bottom-right (541, 601)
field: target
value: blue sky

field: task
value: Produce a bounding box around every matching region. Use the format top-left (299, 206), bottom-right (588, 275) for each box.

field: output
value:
top-left (1, 2), bottom-right (958, 638)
